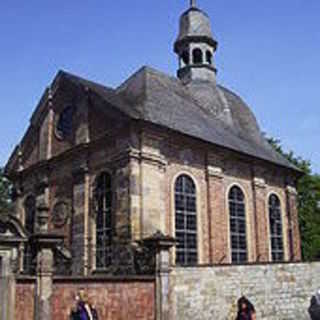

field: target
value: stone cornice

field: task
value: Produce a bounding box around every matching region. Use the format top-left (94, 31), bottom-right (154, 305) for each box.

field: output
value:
top-left (128, 148), bottom-right (167, 170)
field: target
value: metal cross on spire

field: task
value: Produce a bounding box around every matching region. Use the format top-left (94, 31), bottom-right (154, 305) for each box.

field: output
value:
top-left (190, 0), bottom-right (197, 8)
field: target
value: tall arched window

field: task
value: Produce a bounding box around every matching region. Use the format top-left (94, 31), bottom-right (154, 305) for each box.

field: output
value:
top-left (193, 48), bottom-right (203, 64)
top-left (175, 175), bottom-right (197, 265)
top-left (229, 186), bottom-right (247, 264)
top-left (24, 196), bottom-right (36, 274)
top-left (269, 194), bottom-right (284, 261)
top-left (95, 172), bottom-right (113, 269)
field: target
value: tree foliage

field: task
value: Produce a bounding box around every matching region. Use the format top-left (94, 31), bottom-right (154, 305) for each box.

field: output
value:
top-left (0, 167), bottom-right (13, 215)
top-left (268, 138), bottom-right (320, 260)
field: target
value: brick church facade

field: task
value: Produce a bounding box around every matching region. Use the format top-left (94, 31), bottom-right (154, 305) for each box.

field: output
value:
top-left (1, 1), bottom-right (317, 320)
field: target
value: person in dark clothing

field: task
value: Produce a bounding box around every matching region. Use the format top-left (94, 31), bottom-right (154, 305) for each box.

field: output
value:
top-left (236, 296), bottom-right (256, 320)
top-left (309, 290), bottom-right (320, 320)
top-left (70, 290), bottom-right (99, 320)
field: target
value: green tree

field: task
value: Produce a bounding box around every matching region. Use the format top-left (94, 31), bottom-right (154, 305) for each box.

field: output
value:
top-left (0, 167), bottom-right (13, 215)
top-left (268, 138), bottom-right (320, 260)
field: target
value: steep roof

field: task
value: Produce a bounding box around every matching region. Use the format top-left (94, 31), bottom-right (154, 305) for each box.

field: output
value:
top-left (60, 67), bottom-right (297, 171)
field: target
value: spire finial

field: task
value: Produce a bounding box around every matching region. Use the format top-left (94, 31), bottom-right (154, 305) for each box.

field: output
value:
top-left (190, 0), bottom-right (196, 8)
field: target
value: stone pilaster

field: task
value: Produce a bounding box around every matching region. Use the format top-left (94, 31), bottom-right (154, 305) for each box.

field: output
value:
top-left (114, 161), bottom-right (131, 241)
top-left (12, 181), bottom-right (24, 222)
top-left (252, 177), bottom-right (269, 262)
top-left (207, 166), bottom-right (227, 264)
top-left (128, 150), bottom-right (142, 241)
top-left (139, 134), bottom-right (167, 237)
top-left (286, 185), bottom-right (302, 261)
top-left (72, 164), bottom-right (90, 275)
top-left (46, 90), bottom-right (54, 160)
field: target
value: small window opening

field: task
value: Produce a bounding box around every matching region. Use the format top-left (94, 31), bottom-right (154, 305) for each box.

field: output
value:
top-left (206, 50), bottom-right (212, 64)
top-left (181, 51), bottom-right (190, 65)
top-left (192, 48), bottom-right (203, 64)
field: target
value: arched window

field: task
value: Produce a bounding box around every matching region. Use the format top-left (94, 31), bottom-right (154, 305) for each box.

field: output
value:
top-left (24, 196), bottom-right (36, 274)
top-left (56, 105), bottom-right (75, 140)
top-left (269, 194), bottom-right (284, 261)
top-left (181, 50), bottom-right (190, 65)
top-left (175, 175), bottom-right (197, 265)
top-left (206, 50), bottom-right (212, 64)
top-left (192, 48), bottom-right (203, 64)
top-left (229, 186), bottom-right (247, 264)
top-left (95, 172), bottom-right (113, 269)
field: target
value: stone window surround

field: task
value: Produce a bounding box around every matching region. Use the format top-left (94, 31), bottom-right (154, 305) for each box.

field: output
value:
top-left (174, 174), bottom-right (198, 266)
top-left (225, 183), bottom-right (251, 264)
top-left (95, 171), bottom-right (113, 270)
top-left (170, 171), bottom-right (204, 265)
top-left (268, 193), bottom-right (284, 261)
top-left (89, 169), bottom-right (114, 272)
top-left (265, 190), bottom-right (289, 262)
top-left (228, 185), bottom-right (248, 264)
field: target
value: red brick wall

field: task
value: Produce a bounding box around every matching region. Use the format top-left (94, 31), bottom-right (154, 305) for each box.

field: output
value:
top-left (15, 281), bottom-right (35, 320)
top-left (51, 279), bottom-right (155, 320)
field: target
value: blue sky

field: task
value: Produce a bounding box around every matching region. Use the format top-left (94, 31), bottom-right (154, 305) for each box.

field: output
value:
top-left (1, 0), bottom-right (319, 173)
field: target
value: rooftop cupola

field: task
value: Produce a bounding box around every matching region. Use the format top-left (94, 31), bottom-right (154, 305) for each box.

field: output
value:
top-left (174, 0), bottom-right (218, 84)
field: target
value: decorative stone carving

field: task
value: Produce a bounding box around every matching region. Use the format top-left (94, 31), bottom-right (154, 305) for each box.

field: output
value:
top-left (253, 177), bottom-right (266, 188)
top-left (51, 201), bottom-right (70, 228)
top-left (36, 202), bottom-right (50, 233)
top-left (207, 166), bottom-right (224, 179)
top-left (286, 185), bottom-right (298, 195)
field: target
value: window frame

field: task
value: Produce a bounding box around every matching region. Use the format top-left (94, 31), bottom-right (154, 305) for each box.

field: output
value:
top-left (228, 185), bottom-right (248, 264)
top-left (192, 48), bottom-right (203, 64)
top-left (94, 172), bottom-right (113, 270)
top-left (268, 194), bottom-right (284, 262)
top-left (174, 174), bottom-right (198, 266)
top-left (55, 105), bottom-right (75, 140)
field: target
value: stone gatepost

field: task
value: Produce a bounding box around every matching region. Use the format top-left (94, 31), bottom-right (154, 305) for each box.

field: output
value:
top-left (143, 232), bottom-right (176, 320)
top-left (32, 203), bottom-right (63, 320)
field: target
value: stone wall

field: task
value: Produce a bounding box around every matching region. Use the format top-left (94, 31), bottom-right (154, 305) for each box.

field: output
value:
top-left (169, 262), bottom-right (320, 320)
top-left (51, 277), bottom-right (155, 320)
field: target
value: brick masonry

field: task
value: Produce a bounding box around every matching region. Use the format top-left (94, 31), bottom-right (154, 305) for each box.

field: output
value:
top-left (169, 262), bottom-right (320, 320)
top-left (51, 279), bottom-right (155, 320)
top-left (15, 282), bottom-right (35, 320)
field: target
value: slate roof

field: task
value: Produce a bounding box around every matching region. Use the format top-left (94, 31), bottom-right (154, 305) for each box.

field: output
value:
top-left (174, 7), bottom-right (218, 52)
top-left (61, 66), bottom-right (298, 171)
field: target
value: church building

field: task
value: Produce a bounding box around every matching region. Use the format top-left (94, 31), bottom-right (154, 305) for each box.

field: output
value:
top-left (1, 1), bottom-right (317, 320)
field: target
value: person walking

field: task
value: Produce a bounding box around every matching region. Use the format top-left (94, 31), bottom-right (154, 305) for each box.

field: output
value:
top-left (236, 296), bottom-right (256, 320)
